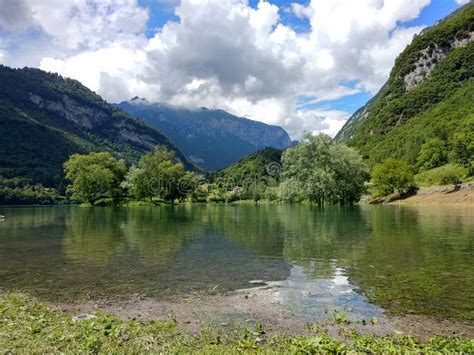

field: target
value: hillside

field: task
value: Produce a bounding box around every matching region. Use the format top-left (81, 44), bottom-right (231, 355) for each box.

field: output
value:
top-left (336, 3), bottom-right (474, 166)
top-left (211, 147), bottom-right (283, 183)
top-left (0, 66), bottom-right (194, 188)
top-left (116, 98), bottom-right (293, 171)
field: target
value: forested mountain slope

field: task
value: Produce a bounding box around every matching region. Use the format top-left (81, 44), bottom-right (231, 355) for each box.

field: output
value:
top-left (210, 147), bottom-right (283, 183)
top-left (116, 98), bottom-right (293, 171)
top-left (0, 66), bottom-right (194, 187)
top-left (336, 3), bottom-right (474, 166)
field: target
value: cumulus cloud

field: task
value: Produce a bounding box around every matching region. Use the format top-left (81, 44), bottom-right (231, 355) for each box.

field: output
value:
top-left (0, 0), bottom-right (436, 138)
top-left (290, 3), bottom-right (313, 19)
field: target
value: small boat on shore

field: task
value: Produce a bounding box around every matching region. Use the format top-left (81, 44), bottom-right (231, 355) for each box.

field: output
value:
top-left (0, 215), bottom-right (5, 221)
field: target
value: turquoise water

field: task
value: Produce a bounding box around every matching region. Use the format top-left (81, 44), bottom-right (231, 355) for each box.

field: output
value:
top-left (0, 205), bottom-right (472, 321)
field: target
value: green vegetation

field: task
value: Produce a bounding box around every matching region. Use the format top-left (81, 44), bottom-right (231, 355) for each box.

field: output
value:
top-left (208, 147), bottom-right (283, 202)
top-left (450, 130), bottom-right (474, 174)
top-left (64, 152), bottom-right (127, 205)
top-left (1, 293), bottom-right (472, 353)
top-left (416, 137), bottom-right (448, 171)
top-left (60, 135), bottom-right (369, 206)
top-left (196, 135), bottom-right (369, 205)
top-left (371, 159), bottom-right (416, 198)
top-left (280, 134), bottom-right (369, 205)
top-left (0, 65), bottom-right (194, 189)
top-left (336, 3), bottom-right (474, 169)
top-left (0, 176), bottom-right (65, 205)
top-left (333, 4), bottom-right (474, 199)
top-left (123, 146), bottom-right (195, 203)
top-left (415, 164), bottom-right (469, 187)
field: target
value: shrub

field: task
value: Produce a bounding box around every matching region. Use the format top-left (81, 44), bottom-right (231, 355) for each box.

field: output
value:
top-left (371, 159), bottom-right (416, 197)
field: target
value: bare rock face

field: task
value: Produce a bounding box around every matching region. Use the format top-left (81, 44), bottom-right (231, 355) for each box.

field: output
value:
top-left (29, 93), bottom-right (167, 153)
top-left (404, 32), bottom-right (474, 91)
top-left (29, 94), bottom-right (108, 129)
top-left (119, 128), bottom-right (156, 149)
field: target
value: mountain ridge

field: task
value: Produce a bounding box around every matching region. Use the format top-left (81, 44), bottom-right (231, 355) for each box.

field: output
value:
top-left (116, 98), bottom-right (294, 171)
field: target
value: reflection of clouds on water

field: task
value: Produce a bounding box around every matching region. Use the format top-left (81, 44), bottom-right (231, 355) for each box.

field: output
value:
top-left (245, 263), bottom-right (383, 323)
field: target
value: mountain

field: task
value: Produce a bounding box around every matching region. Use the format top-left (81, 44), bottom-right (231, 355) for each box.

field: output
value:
top-left (116, 98), bottom-right (293, 171)
top-left (0, 65), bottom-right (194, 187)
top-left (336, 3), bottom-right (474, 166)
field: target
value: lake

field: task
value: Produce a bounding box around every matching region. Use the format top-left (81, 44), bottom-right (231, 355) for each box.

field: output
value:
top-left (0, 204), bottom-right (473, 323)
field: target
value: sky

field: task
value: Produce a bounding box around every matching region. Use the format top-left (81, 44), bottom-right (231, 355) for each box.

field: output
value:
top-left (0, 0), bottom-right (469, 139)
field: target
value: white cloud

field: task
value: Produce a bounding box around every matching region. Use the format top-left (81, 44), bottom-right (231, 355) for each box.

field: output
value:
top-left (290, 3), bottom-right (313, 19)
top-left (455, 0), bottom-right (470, 5)
top-left (0, 0), bottom-right (433, 139)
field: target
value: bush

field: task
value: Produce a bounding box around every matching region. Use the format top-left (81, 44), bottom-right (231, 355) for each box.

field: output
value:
top-left (371, 159), bottom-right (416, 197)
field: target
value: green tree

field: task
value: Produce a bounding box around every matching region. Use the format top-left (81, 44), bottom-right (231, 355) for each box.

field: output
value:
top-left (416, 138), bottom-right (448, 171)
top-left (277, 178), bottom-right (304, 203)
top-left (331, 144), bottom-right (369, 204)
top-left (64, 152), bottom-right (126, 204)
top-left (281, 133), bottom-right (368, 205)
top-left (371, 159), bottom-right (416, 198)
top-left (450, 131), bottom-right (474, 175)
top-left (124, 145), bottom-right (187, 203)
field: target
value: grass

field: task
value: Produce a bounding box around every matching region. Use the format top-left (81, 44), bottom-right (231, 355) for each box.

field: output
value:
top-left (1, 293), bottom-right (473, 353)
top-left (415, 164), bottom-right (469, 187)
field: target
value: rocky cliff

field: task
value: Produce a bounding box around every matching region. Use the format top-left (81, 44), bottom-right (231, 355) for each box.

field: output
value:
top-left (335, 3), bottom-right (474, 165)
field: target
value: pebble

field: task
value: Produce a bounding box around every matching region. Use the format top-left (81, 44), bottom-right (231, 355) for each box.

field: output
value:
top-left (72, 314), bottom-right (97, 322)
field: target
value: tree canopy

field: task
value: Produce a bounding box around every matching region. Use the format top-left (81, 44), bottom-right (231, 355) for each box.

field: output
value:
top-left (371, 159), bottom-right (416, 198)
top-left (64, 152), bottom-right (126, 205)
top-left (281, 133), bottom-right (369, 205)
top-left (123, 145), bottom-right (193, 203)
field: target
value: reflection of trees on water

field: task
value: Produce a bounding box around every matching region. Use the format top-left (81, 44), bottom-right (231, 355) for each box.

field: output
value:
top-left (348, 206), bottom-right (474, 320)
top-left (63, 208), bottom-right (128, 264)
top-left (120, 206), bottom-right (203, 268)
top-left (1, 205), bottom-right (473, 319)
top-left (0, 207), bottom-right (69, 298)
top-left (207, 204), bottom-right (474, 320)
top-left (210, 205), bottom-right (370, 279)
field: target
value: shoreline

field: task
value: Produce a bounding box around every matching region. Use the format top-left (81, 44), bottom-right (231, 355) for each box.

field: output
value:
top-left (27, 283), bottom-right (474, 340)
top-left (1, 291), bottom-right (473, 353)
top-left (388, 184), bottom-right (474, 206)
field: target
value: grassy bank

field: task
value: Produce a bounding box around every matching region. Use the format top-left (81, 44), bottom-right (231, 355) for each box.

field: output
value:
top-left (1, 294), bottom-right (473, 353)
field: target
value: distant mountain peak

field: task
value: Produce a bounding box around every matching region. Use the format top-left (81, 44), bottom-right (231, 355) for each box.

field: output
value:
top-left (116, 99), bottom-right (293, 171)
top-left (130, 96), bottom-right (147, 103)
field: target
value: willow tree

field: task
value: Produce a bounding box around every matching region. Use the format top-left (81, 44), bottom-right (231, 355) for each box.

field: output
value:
top-left (281, 133), bottom-right (368, 205)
